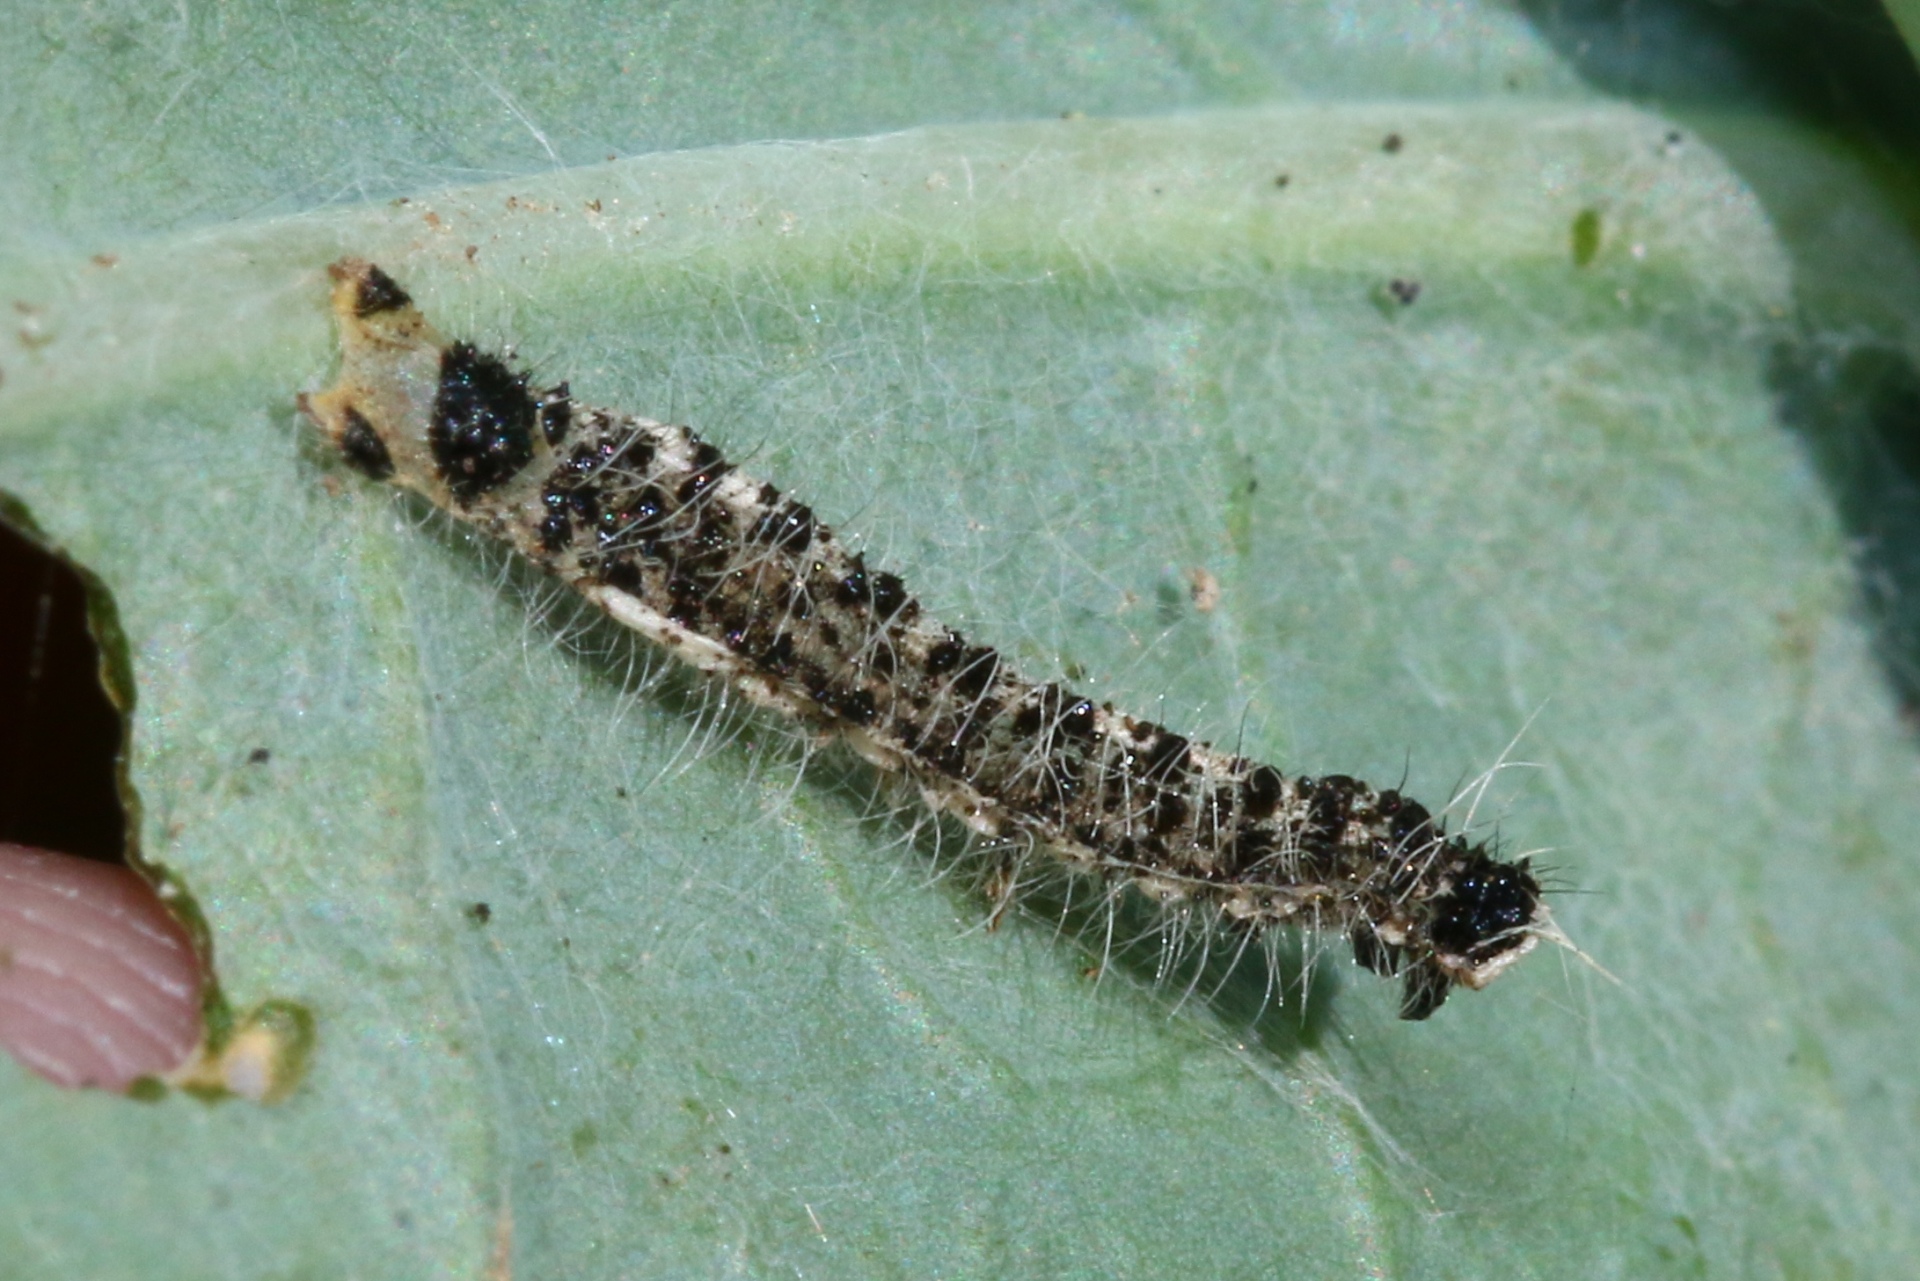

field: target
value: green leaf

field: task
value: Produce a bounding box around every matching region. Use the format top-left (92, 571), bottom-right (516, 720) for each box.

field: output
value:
top-left (4, 5), bottom-right (1920, 1278)
top-left (1884, 1), bottom-right (1920, 64)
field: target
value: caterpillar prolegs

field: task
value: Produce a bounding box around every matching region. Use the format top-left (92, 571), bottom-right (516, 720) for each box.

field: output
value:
top-left (297, 258), bottom-right (1549, 1020)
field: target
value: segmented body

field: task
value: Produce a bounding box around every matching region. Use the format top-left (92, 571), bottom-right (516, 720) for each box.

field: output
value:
top-left (299, 258), bottom-right (1545, 1019)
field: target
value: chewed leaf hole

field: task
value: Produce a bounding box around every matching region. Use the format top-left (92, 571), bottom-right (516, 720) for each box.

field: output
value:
top-left (0, 496), bottom-right (296, 1100)
top-left (0, 506), bottom-right (125, 862)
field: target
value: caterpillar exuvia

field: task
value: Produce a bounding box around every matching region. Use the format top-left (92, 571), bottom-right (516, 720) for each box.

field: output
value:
top-left (298, 258), bottom-right (1550, 1020)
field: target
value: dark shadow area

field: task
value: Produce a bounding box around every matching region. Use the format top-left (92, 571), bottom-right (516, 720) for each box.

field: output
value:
top-left (0, 500), bottom-right (129, 862)
top-left (1519, 0), bottom-right (1920, 155)
top-left (1771, 340), bottom-right (1920, 717)
top-left (1520, 0), bottom-right (1920, 723)
top-left (811, 742), bottom-right (1346, 1060)
top-left (825, 741), bottom-right (1351, 1052)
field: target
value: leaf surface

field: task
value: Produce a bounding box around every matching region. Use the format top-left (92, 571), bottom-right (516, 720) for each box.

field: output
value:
top-left (3, 5), bottom-right (1919, 1278)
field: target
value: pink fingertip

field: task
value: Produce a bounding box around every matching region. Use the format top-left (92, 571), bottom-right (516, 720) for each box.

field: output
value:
top-left (0, 842), bottom-right (204, 1091)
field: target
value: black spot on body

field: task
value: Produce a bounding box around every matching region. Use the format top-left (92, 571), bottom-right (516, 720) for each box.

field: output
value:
top-left (1304, 774), bottom-right (1359, 841)
top-left (1033, 751), bottom-right (1083, 816)
top-left (677, 462), bottom-right (730, 505)
top-left (924, 636), bottom-right (964, 675)
top-left (1012, 701), bottom-right (1043, 736)
top-left (664, 573), bottom-right (707, 628)
top-left (835, 556), bottom-right (871, 609)
top-left (951, 647), bottom-right (999, 699)
top-left (338, 406), bottom-right (395, 479)
top-left (1148, 789), bottom-right (1190, 834)
top-left (594, 508), bottom-right (627, 549)
top-left (625, 488), bottom-right (668, 536)
top-left (1061, 698), bottom-right (1097, 739)
top-left (432, 342), bottom-right (536, 502)
top-left (615, 432), bottom-right (656, 475)
top-left (948, 700), bottom-right (999, 751)
top-left (719, 612), bottom-right (754, 653)
top-left (799, 671), bottom-right (835, 711)
top-left (683, 513), bottom-right (737, 571)
top-left (751, 501), bottom-right (814, 552)
top-left (351, 265), bottom-right (412, 317)
top-left (869, 572), bottom-right (909, 620)
top-left (921, 739), bottom-right (970, 776)
top-left (559, 440), bottom-right (602, 479)
top-left (539, 383), bottom-right (571, 446)
top-left (1141, 730), bottom-right (1191, 782)
top-left (591, 487), bottom-right (669, 561)
top-left (554, 438), bottom-right (613, 500)
top-left (537, 510), bottom-right (572, 552)
top-left (832, 686), bottom-right (878, 725)
top-left (756, 631), bottom-right (796, 674)
top-left (1382, 793), bottom-right (1433, 847)
top-left (599, 558), bottom-right (642, 592)
top-left (1223, 826), bottom-right (1276, 875)
top-left (669, 440), bottom-right (728, 504)
top-left (1241, 765), bottom-right (1284, 820)
top-left (562, 485), bottom-right (600, 524)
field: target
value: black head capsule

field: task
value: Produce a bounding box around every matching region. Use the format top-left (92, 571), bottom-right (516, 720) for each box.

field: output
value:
top-left (1427, 855), bottom-right (1541, 962)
